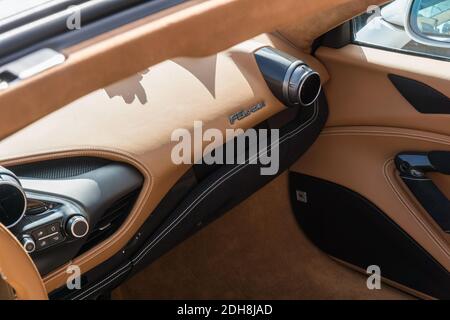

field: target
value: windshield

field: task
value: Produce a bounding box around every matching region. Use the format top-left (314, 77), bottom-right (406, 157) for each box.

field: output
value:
top-left (0, 0), bottom-right (55, 21)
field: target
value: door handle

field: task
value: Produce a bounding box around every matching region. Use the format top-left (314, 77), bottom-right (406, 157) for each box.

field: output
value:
top-left (395, 152), bottom-right (450, 233)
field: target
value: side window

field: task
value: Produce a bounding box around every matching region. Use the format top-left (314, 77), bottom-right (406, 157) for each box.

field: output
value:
top-left (352, 0), bottom-right (450, 60)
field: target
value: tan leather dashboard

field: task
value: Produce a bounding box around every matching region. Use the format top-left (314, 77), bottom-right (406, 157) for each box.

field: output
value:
top-left (0, 0), bottom-right (385, 142)
top-left (0, 0), bottom-right (386, 294)
top-left (0, 34), bottom-right (328, 292)
top-left (291, 127), bottom-right (450, 273)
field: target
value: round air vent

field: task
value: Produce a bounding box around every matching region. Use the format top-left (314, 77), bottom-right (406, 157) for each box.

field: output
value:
top-left (255, 47), bottom-right (322, 108)
top-left (0, 167), bottom-right (26, 228)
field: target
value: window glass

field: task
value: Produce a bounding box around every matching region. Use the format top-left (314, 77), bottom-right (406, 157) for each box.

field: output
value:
top-left (353, 0), bottom-right (450, 60)
top-left (0, 0), bottom-right (55, 21)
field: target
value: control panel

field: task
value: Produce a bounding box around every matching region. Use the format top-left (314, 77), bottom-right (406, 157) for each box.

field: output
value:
top-left (0, 160), bottom-right (144, 276)
top-left (13, 194), bottom-right (90, 255)
top-left (20, 216), bottom-right (89, 253)
top-left (25, 220), bottom-right (64, 253)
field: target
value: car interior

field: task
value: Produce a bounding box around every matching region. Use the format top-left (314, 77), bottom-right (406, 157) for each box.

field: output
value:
top-left (0, 0), bottom-right (449, 300)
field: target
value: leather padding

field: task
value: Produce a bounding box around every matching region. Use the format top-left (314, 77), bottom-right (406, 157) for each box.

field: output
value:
top-left (0, 224), bottom-right (47, 300)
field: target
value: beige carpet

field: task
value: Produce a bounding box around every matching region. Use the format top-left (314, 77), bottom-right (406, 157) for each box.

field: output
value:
top-left (113, 173), bottom-right (412, 300)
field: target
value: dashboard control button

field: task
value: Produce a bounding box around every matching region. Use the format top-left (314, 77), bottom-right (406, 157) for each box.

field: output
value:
top-left (31, 221), bottom-right (62, 241)
top-left (36, 238), bottom-right (49, 250)
top-left (46, 222), bottom-right (60, 234)
top-left (35, 231), bottom-right (64, 250)
top-left (49, 232), bottom-right (63, 244)
top-left (32, 228), bottom-right (46, 239)
top-left (66, 215), bottom-right (89, 238)
top-left (21, 235), bottom-right (35, 253)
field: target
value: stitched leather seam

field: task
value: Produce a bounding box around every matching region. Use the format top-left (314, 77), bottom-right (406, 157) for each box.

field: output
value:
top-left (383, 159), bottom-right (450, 257)
top-left (133, 102), bottom-right (320, 264)
top-left (74, 102), bottom-right (321, 299)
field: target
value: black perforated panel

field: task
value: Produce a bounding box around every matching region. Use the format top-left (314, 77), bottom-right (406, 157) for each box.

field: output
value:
top-left (8, 157), bottom-right (111, 180)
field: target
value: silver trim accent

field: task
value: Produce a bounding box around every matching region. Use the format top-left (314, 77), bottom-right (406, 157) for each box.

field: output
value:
top-left (297, 70), bottom-right (322, 107)
top-left (98, 223), bottom-right (112, 231)
top-left (22, 236), bottom-right (36, 254)
top-left (0, 48), bottom-right (66, 90)
top-left (68, 216), bottom-right (89, 238)
top-left (282, 62), bottom-right (322, 107)
top-left (282, 60), bottom-right (303, 106)
top-left (401, 176), bottom-right (431, 181)
top-left (0, 180), bottom-right (27, 228)
top-left (37, 231), bottom-right (59, 241)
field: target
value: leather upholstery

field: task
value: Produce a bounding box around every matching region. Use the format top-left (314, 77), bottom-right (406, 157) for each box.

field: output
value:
top-left (0, 224), bottom-right (47, 300)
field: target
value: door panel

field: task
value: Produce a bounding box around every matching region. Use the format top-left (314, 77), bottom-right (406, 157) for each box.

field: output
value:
top-left (316, 45), bottom-right (450, 135)
top-left (290, 43), bottom-right (450, 298)
top-left (289, 172), bottom-right (449, 299)
top-left (388, 75), bottom-right (450, 114)
top-left (292, 127), bottom-right (450, 268)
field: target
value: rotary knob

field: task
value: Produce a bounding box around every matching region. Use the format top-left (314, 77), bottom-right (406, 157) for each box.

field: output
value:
top-left (21, 235), bottom-right (36, 253)
top-left (66, 215), bottom-right (89, 239)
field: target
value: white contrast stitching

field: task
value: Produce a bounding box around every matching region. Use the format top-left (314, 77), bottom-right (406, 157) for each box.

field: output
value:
top-left (72, 263), bottom-right (130, 300)
top-left (133, 102), bottom-right (320, 264)
top-left (74, 102), bottom-right (321, 299)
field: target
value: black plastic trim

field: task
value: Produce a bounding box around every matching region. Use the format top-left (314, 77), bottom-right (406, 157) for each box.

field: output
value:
top-left (10, 160), bottom-right (144, 275)
top-left (401, 176), bottom-right (450, 233)
top-left (351, 39), bottom-right (450, 63)
top-left (395, 152), bottom-right (450, 233)
top-left (9, 157), bottom-right (111, 179)
top-left (319, 21), bottom-right (352, 50)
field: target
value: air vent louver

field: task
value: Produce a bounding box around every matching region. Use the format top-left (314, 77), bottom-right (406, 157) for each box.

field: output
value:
top-left (79, 189), bottom-right (140, 254)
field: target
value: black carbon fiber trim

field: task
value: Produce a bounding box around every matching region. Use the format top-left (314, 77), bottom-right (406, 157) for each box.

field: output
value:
top-left (8, 157), bottom-right (111, 180)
